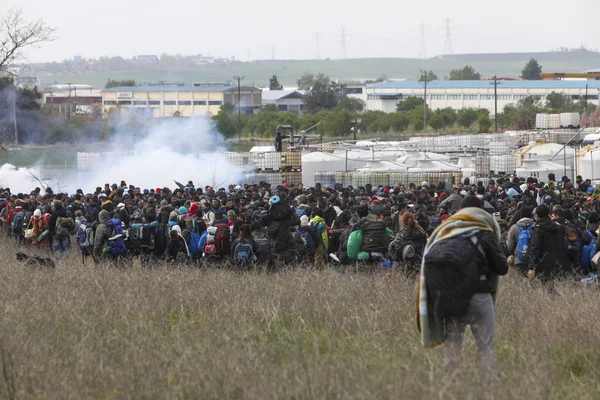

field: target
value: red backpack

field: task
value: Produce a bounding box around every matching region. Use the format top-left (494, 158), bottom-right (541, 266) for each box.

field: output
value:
top-left (213, 221), bottom-right (231, 256)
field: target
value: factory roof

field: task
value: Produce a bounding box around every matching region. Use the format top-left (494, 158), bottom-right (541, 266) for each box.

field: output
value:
top-left (103, 85), bottom-right (260, 93)
top-left (261, 90), bottom-right (306, 101)
top-left (367, 80), bottom-right (600, 90)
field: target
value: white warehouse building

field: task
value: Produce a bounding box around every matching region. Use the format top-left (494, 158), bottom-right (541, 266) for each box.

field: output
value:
top-left (365, 80), bottom-right (600, 113)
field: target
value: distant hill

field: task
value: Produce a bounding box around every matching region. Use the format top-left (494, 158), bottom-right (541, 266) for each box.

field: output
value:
top-left (35, 51), bottom-right (600, 88)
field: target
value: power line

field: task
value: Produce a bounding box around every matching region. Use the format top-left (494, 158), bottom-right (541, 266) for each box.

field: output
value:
top-left (419, 23), bottom-right (427, 59)
top-left (443, 18), bottom-right (453, 55)
top-left (315, 31), bottom-right (321, 60)
top-left (340, 26), bottom-right (348, 59)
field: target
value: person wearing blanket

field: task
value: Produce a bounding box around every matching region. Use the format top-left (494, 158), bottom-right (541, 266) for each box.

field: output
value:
top-left (417, 195), bottom-right (508, 374)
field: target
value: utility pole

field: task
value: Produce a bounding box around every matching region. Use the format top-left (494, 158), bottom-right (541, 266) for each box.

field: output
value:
top-left (419, 70), bottom-right (431, 133)
top-left (585, 84), bottom-right (589, 113)
top-left (490, 76), bottom-right (502, 133)
top-left (233, 76), bottom-right (244, 141)
top-left (12, 86), bottom-right (18, 145)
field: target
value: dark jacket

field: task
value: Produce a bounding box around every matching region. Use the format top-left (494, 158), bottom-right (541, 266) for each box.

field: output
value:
top-left (476, 230), bottom-right (510, 294)
top-left (526, 217), bottom-right (569, 279)
top-left (361, 214), bottom-right (389, 253)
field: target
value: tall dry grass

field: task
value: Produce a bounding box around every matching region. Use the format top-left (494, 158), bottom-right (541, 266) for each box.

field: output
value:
top-left (1, 240), bottom-right (600, 399)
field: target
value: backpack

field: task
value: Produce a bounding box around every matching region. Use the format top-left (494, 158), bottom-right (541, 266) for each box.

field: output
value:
top-left (185, 218), bottom-right (199, 234)
top-left (296, 205), bottom-right (310, 218)
top-left (213, 221), bottom-right (231, 256)
top-left (105, 219), bottom-right (127, 256)
top-left (56, 217), bottom-right (75, 238)
top-left (204, 226), bottom-right (217, 256)
top-left (580, 230), bottom-right (598, 269)
top-left (516, 222), bottom-right (534, 262)
top-left (11, 211), bottom-right (24, 235)
top-left (424, 230), bottom-right (486, 318)
top-left (253, 231), bottom-right (270, 262)
top-left (233, 242), bottom-right (255, 263)
top-left (188, 230), bottom-right (202, 257)
top-left (77, 222), bottom-right (95, 255)
top-left (298, 229), bottom-right (316, 256)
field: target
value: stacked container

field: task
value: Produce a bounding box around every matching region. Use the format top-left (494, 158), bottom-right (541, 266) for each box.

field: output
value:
top-left (280, 152), bottom-right (302, 171)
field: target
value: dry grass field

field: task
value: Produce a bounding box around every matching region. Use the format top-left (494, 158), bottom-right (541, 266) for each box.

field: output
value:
top-left (1, 240), bottom-right (600, 399)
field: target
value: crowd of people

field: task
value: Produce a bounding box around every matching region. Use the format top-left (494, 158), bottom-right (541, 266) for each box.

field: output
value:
top-left (0, 173), bottom-right (597, 278)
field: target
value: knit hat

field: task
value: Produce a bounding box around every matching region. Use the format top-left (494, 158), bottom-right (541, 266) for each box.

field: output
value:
top-left (160, 200), bottom-right (168, 206)
top-left (300, 215), bottom-right (309, 227)
top-left (34, 209), bottom-right (42, 218)
top-left (117, 203), bottom-right (125, 210)
top-left (179, 206), bottom-right (188, 215)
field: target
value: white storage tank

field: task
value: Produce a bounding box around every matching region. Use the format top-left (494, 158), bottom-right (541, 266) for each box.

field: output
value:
top-left (516, 159), bottom-right (574, 182)
top-left (560, 113), bottom-right (580, 129)
top-left (548, 114), bottom-right (561, 129)
top-left (536, 114), bottom-right (549, 129)
top-left (301, 151), bottom-right (369, 187)
top-left (252, 152), bottom-right (282, 171)
top-left (578, 145), bottom-right (600, 181)
top-left (490, 155), bottom-right (517, 175)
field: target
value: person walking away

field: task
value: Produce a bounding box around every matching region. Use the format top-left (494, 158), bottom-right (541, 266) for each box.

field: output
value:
top-left (418, 196), bottom-right (508, 375)
top-left (388, 212), bottom-right (426, 275)
top-left (506, 206), bottom-right (534, 276)
top-left (49, 202), bottom-right (76, 258)
top-left (526, 205), bottom-right (569, 282)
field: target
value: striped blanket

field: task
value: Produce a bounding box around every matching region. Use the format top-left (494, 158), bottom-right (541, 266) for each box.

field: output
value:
top-left (417, 206), bottom-right (500, 348)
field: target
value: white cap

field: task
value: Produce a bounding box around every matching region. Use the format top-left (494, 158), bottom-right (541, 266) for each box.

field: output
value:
top-left (117, 202), bottom-right (125, 210)
top-left (300, 215), bottom-right (309, 227)
top-left (520, 184), bottom-right (528, 192)
top-left (460, 190), bottom-right (468, 196)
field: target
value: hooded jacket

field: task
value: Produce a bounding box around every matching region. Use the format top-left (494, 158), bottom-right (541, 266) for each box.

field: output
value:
top-left (93, 210), bottom-right (111, 258)
top-left (526, 217), bottom-right (569, 279)
top-left (506, 217), bottom-right (535, 266)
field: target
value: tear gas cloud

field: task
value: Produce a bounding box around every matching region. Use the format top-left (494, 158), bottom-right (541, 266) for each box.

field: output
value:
top-left (0, 115), bottom-right (244, 194)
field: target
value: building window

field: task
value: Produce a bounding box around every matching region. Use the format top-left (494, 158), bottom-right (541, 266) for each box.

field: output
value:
top-left (431, 94), bottom-right (445, 100)
top-left (464, 94), bottom-right (478, 100)
top-left (277, 105), bottom-right (288, 111)
top-left (117, 100), bottom-right (132, 105)
top-left (148, 100), bottom-right (160, 106)
top-left (208, 100), bottom-right (222, 106)
top-left (447, 94), bottom-right (462, 100)
top-left (346, 87), bottom-right (363, 94)
top-left (178, 101), bottom-right (192, 105)
top-left (133, 101), bottom-right (147, 106)
top-left (193, 100), bottom-right (207, 105)
top-left (103, 101), bottom-right (116, 106)
top-left (497, 94), bottom-right (511, 100)
top-left (164, 101), bottom-right (177, 105)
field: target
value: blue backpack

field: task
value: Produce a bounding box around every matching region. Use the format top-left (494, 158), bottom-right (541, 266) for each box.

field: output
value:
top-left (77, 221), bottom-right (95, 255)
top-left (580, 230), bottom-right (598, 269)
top-left (233, 242), bottom-right (255, 263)
top-left (517, 222), bottom-right (534, 262)
top-left (296, 205), bottom-right (310, 218)
top-left (298, 229), bottom-right (316, 256)
top-left (188, 230), bottom-right (202, 256)
top-left (105, 219), bottom-right (127, 256)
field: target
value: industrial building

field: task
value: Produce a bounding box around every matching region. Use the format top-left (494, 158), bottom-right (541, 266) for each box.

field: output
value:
top-left (261, 90), bottom-right (306, 113)
top-left (102, 84), bottom-right (262, 117)
top-left (365, 80), bottom-right (600, 113)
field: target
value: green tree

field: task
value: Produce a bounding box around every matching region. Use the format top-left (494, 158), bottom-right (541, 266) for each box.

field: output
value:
top-left (396, 96), bottom-right (425, 112)
top-left (439, 107), bottom-right (457, 128)
top-left (515, 96), bottom-right (542, 129)
top-left (448, 65), bottom-right (481, 80)
top-left (478, 114), bottom-right (492, 133)
top-left (418, 70), bottom-right (438, 81)
top-left (336, 97), bottom-right (365, 112)
top-left (457, 108), bottom-right (479, 131)
top-left (304, 74), bottom-right (339, 113)
top-left (105, 79), bottom-right (136, 88)
top-left (385, 112), bottom-right (410, 132)
top-left (297, 74), bottom-right (315, 90)
top-left (269, 75), bottom-right (283, 91)
top-left (212, 103), bottom-right (237, 138)
top-left (410, 107), bottom-right (428, 131)
top-left (498, 104), bottom-right (518, 129)
top-left (429, 113), bottom-right (445, 131)
top-left (546, 91), bottom-right (574, 110)
top-left (521, 58), bottom-right (542, 80)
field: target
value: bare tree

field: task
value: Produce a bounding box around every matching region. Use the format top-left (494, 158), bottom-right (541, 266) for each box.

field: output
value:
top-left (0, 8), bottom-right (56, 71)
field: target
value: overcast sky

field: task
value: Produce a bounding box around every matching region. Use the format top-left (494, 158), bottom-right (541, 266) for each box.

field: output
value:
top-left (5, 0), bottom-right (600, 62)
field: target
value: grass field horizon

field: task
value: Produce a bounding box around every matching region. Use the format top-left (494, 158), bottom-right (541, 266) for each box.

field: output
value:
top-left (36, 51), bottom-right (600, 88)
top-left (1, 237), bottom-right (600, 398)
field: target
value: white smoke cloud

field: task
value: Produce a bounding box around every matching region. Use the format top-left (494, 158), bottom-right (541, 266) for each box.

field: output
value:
top-left (0, 115), bottom-right (243, 194)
